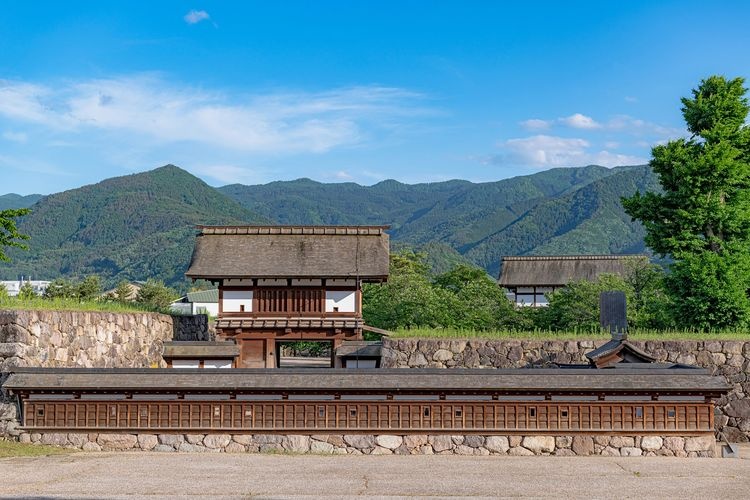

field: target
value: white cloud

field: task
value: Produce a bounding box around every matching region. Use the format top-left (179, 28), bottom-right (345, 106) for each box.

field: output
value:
top-left (559, 113), bottom-right (602, 130)
top-left (494, 134), bottom-right (647, 169)
top-left (189, 164), bottom-right (269, 185)
top-left (0, 75), bottom-right (429, 155)
top-left (184, 10), bottom-right (210, 24)
top-left (2, 130), bottom-right (27, 143)
top-left (518, 112), bottom-right (681, 140)
top-left (334, 170), bottom-right (353, 180)
top-left (519, 118), bottom-right (551, 130)
top-left (625, 96), bottom-right (638, 103)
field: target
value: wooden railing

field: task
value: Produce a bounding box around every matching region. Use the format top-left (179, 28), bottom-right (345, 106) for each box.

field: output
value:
top-left (22, 400), bottom-right (714, 434)
top-left (254, 288), bottom-right (324, 314)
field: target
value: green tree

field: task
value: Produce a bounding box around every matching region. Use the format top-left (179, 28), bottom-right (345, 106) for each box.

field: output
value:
top-left (77, 275), bottom-right (102, 301)
top-left (17, 280), bottom-right (36, 300)
top-left (363, 251), bottom-right (455, 329)
top-left (137, 279), bottom-right (179, 311)
top-left (0, 208), bottom-right (31, 261)
top-left (114, 280), bottom-right (135, 302)
top-left (44, 278), bottom-right (77, 299)
top-left (622, 76), bottom-right (750, 328)
top-left (434, 264), bottom-right (517, 330)
top-left (0, 282), bottom-right (8, 301)
top-left (539, 274), bottom-right (632, 331)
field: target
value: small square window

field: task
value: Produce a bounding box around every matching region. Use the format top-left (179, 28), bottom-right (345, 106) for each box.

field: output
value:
top-left (214, 406), bottom-right (221, 417)
top-left (455, 409), bottom-right (463, 418)
top-left (36, 408), bottom-right (45, 417)
top-left (560, 409), bottom-right (568, 418)
top-left (333, 306), bottom-right (339, 312)
top-left (423, 407), bottom-right (431, 418)
top-left (667, 409), bottom-right (676, 418)
top-left (239, 304), bottom-right (245, 312)
top-left (529, 407), bottom-right (537, 418)
top-left (635, 407), bottom-right (643, 418)
top-left (244, 409), bottom-right (252, 417)
top-left (109, 406), bottom-right (117, 417)
top-left (139, 408), bottom-right (148, 417)
top-left (318, 407), bottom-right (325, 417)
top-left (349, 408), bottom-right (357, 417)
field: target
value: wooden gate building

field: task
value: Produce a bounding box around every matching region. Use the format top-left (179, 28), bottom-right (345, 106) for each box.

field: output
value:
top-left (185, 226), bottom-right (390, 368)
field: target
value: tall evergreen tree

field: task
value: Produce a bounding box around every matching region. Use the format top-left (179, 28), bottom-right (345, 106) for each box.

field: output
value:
top-left (622, 76), bottom-right (750, 328)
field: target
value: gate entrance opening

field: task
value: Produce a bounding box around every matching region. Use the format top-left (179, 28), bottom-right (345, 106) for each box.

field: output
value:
top-left (275, 340), bottom-right (333, 368)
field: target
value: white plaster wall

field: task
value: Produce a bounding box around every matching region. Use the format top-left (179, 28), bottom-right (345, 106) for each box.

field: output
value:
top-left (325, 290), bottom-right (356, 312)
top-left (223, 290), bottom-right (253, 312)
top-left (172, 360), bottom-right (200, 368)
top-left (204, 359), bottom-right (232, 369)
top-left (192, 302), bottom-right (219, 316)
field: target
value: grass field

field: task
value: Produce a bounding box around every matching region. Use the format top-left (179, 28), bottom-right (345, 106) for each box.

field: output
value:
top-left (0, 296), bottom-right (161, 314)
top-left (0, 440), bottom-right (74, 458)
top-left (389, 327), bottom-right (750, 341)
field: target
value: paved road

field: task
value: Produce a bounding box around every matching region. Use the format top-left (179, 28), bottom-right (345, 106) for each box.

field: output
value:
top-left (1, 453), bottom-right (749, 499)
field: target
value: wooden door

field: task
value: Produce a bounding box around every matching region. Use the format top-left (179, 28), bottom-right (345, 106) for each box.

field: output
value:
top-left (240, 340), bottom-right (266, 368)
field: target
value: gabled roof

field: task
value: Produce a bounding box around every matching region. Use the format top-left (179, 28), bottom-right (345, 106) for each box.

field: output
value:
top-left (498, 255), bottom-right (648, 287)
top-left (186, 225), bottom-right (390, 280)
top-left (586, 337), bottom-right (657, 368)
top-left (186, 289), bottom-right (219, 303)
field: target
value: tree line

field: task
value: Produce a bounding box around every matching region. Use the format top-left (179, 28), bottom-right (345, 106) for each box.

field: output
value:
top-left (0, 276), bottom-right (179, 313)
top-left (1, 75), bottom-right (749, 331)
top-left (362, 250), bottom-right (669, 332)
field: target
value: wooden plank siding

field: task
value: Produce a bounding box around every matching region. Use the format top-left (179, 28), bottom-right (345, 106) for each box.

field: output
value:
top-left (254, 288), bottom-right (324, 314)
top-left (21, 400), bottom-right (714, 434)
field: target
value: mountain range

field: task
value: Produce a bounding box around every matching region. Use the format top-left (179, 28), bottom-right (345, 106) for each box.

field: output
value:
top-left (0, 163), bottom-right (659, 289)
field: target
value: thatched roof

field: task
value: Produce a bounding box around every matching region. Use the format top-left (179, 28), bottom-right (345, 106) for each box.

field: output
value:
top-left (186, 225), bottom-right (390, 280)
top-left (498, 255), bottom-right (648, 287)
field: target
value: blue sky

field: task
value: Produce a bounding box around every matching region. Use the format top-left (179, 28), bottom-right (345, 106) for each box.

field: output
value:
top-left (1, 1), bottom-right (749, 194)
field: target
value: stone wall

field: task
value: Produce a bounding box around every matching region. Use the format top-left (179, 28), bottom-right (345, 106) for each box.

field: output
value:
top-left (15, 431), bottom-right (717, 457)
top-left (0, 309), bottom-right (173, 371)
top-left (381, 338), bottom-right (750, 442)
top-left (172, 314), bottom-right (213, 341)
top-left (0, 309), bottom-right (174, 438)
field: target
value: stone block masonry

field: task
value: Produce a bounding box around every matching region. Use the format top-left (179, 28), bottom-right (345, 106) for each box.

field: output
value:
top-left (381, 338), bottom-right (750, 442)
top-left (0, 309), bottom-right (174, 371)
top-left (17, 432), bottom-right (717, 457)
top-left (0, 309), bottom-right (177, 438)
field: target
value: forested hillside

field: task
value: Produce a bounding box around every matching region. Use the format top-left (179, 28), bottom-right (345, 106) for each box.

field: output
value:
top-left (2, 165), bottom-right (265, 287)
top-left (0, 163), bottom-right (657, 288)
top-left (0, 193), bottom-right (43, 210)
top-left (222, 164), bottom-right (657, 275)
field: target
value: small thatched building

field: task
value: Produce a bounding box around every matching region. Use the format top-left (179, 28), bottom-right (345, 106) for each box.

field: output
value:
top-left (185, 225), bottom-right (390, 368)
top-left (498, 255), bottom-right (647, 307)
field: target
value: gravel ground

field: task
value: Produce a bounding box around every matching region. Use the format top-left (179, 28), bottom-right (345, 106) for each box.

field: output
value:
top-left (1, 452), bottom-right (749, 499)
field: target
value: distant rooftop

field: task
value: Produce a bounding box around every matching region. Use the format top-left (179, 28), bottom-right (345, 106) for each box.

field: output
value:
top-left (498, 255), bottom-right (648, 287)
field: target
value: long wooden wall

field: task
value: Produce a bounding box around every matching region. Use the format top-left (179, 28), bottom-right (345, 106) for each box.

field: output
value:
top-left (22, 400), bottom-right (714, 434)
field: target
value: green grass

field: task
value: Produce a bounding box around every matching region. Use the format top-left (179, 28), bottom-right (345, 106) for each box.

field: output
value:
top-left (0, 440), bottom-right (75, 458)
top-left (389, 327), bottom-right (750, 341)
top-left (0, 296), bottom-right (162, 314)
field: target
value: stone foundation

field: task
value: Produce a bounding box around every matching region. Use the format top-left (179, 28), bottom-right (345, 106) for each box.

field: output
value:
top-left (15, 432), bottom-right (717, 457)
top-left (382, 338), bottom-right (750, 442)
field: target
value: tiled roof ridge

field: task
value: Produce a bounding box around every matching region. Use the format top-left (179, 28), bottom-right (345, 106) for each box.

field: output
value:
top-left (502, 254), bottom-right (647, 261)
top-left (197, 225), bottom-right (390, 236)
